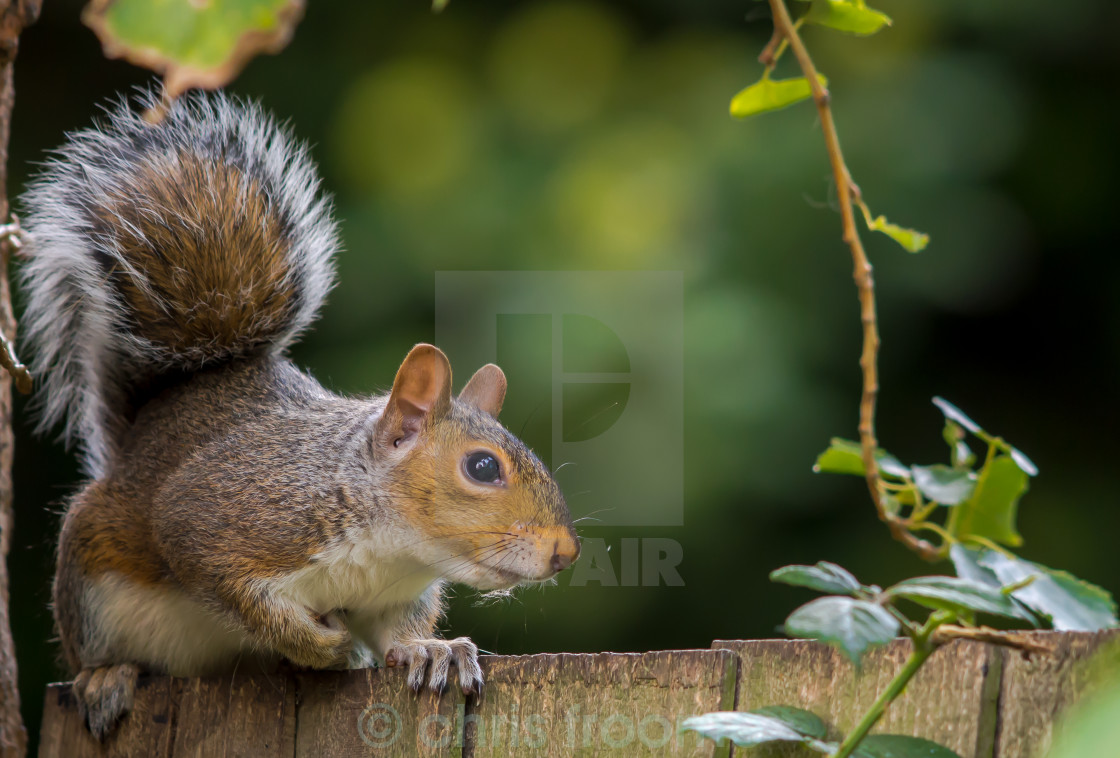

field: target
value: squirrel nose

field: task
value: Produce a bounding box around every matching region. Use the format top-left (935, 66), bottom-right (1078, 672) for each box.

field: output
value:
top-left (549, 534), bottom-right (580, 573)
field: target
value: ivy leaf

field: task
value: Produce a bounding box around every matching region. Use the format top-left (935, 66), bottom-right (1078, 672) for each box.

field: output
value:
top-left (1046, 676), bottom-right (1120, 758)
top-left (950, 545), bottom-right (1118, 631)
top-left (957, 456), bottom-right (1026, 547)
top-left (814, 438), bottom-right (910, 478)
top-left (804, 0), bottom-right (892, 36)
top-left (854, 734), bottom-right (964, 758)
top-left (1008, 446), bottom-right (1039, 477)
top-left (931, 398), bottom-right (1038, 476)
top-left (952, 442), bottom-right (976, 469)
top-left (771, 562), bottom-right (864, 597)
top-left (932, 397), bottom-right (983, 435)
top-left (785, 596), bottom-right (899, 665)
top-left (864, 213), bottom-right (929, 253)
top-left (751, 706), bottom-right (829, 740)
top-left (885, 576), bottom-right (1033, 621)
top-left (730, 74), bottom-right (828, 118)
top-left (942, 421), bottom-right (977, 468)
top-left (82, 0), bottom-right (304, 98)
top-left (911, 464), bottom-right (975, 506)
top-left (680, 711), bottom-right (831, 749)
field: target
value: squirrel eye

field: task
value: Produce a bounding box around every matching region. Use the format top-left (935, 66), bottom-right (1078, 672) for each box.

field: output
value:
top-left (464, 452), bottom-right (502, 484)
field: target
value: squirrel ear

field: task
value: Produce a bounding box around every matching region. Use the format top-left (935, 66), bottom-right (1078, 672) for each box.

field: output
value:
top-left (459, 364), bottom-right (507, 418)
top-left (378, 344), bottom-right (452, 446)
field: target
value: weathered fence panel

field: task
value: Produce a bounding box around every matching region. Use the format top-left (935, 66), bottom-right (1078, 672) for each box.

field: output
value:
top-left (295, 667), bottom-right (465, 757)
top-left (994, 631), bottom-right (1117, 758)
top-left (38, 631), bottom-right (1118, 758)
top-left (40, 677), bottom-right (175, 758)
top-left (466, 650), bottom-right (737, 757)
top-left (40, 649), bottom-right (737, 757)
top-left (712, 638), bottom-right (1002, 758)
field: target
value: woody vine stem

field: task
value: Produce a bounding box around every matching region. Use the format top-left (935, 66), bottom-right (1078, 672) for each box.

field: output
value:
top-left (764, 0), bottom-right (940, 561)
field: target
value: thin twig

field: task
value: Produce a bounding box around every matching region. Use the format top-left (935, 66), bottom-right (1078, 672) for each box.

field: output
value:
top-left (0, 215), bottom-right (21, 258)
top-left (0, 331), bottom-right (28, 395)
top-left (931, 625), bottom-right (1054, 656)
top-left (765, 0), bottom-right (939, 561)
top-left (758, 25), bottom-right (783, 66)
top-left (0, 214), bottom-right (30, 394)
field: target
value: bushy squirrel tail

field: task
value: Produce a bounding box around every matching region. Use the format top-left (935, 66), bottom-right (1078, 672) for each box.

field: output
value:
top-left (19, 88), bottom-right (339, 476)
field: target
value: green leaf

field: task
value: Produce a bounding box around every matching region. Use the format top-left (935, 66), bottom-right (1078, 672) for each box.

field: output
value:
top-left (804, 0), bottom-right (892, 35)
top-left (892, 487), bottom-right (917, 507)
top-left (957, 456), bottom-right (1026, 547)
top-left (942, 420), bottom-right (963, 447)
top-left (785, 596), bottom-right (899, 665)
top-left (931, 398), bottom-right (1037, 476)
top-left (949, 544), bottom-right (993, 585)
top-left (680, 711), bottom-right (827, 749)
top-left (950, 545), bottom-right (1118, 631)
top-left (1046, 673), bottom-right (1120, 758)
top-left (771, 562), bottom-right (864, 596)
top-left (1009, 446), bottom-right (1039, 476)
top-left (932, 397), bottom-right (983, 435)
top-left (751, 706), bottom-right (829, 740)
top-left (911, 464), bottom-right (975, 505)
top-left (854, 734), bottom-right (964, 757)
top-left (952, 442), bottom-right (976, 469)
top-left (863, 213), bottom-right (929, 253)
top-left (432, 0), bottom-right (450, 10)
top-left (813, 438), bottom-right (910, 478)
top-left (730, 74), bottom-right (828, 118)
top-left (883, 494), bottom-right (903, 517)
top-left (82, 0), bottom-right (304, 98)
top-left (885, 576), bottom-right (1032, 621)
top-left (942, 421), bottom-right (976, 468)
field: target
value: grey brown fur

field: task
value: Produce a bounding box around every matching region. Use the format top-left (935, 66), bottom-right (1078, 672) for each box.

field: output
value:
top-left (20, 88), bottom-right (337, 477)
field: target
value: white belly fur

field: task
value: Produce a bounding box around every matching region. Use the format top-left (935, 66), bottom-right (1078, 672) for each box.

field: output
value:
top-left (271, 534), bottom-right (437, 614)
top-left (83, 573), bottom-right (259, 676)
top-left (83, 534), bottom-right (439, 674)
top-left (267, 533), bottom-right (440, 655)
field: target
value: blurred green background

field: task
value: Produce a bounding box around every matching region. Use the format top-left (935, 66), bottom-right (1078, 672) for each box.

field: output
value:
top-left (7, 0), bottom-right (1120, 745)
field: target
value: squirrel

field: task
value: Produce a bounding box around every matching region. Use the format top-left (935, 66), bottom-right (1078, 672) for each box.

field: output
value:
top-left (18, 89), bottom-right (580, 739)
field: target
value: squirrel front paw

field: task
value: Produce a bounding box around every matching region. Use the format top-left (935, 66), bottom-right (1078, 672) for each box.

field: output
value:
top-left (278, 611), bottom-right (353, 669)
top-left (73, 663), bottom-right (140, 741)
top-left (385, 636), bottom-right (483, 695)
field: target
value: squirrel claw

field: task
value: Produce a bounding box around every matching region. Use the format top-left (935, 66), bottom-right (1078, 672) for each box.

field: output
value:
top-left (73, 663), bottom-right (140, 741)
top-left (385, 637), bottom-right (482, 696)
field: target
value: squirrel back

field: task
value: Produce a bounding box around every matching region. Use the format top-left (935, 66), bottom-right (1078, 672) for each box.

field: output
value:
top-left (20, 90), bottom-right (339, 476)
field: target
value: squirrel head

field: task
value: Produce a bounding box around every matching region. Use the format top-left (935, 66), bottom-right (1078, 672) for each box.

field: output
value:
top-left (373, 344), bottom-right (580, 590)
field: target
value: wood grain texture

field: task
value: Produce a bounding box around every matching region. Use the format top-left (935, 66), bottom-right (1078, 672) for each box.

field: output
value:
top-left (466, 650), bottom-right (738, 757)
top-left (295, 666), bottom-right (465, 757)
top-left (713, 638), bottom-right (1002, 758)
top-left (170, 674), bottom-right (295, 758)
top-left (39, 677), bottom-right (176, 758)
top-left (994, 629), bottom-right (1120, 758)
top-left (39, 673), bottom-right (295, 758)
top-left (37, 633), bottom-right (1120, 757)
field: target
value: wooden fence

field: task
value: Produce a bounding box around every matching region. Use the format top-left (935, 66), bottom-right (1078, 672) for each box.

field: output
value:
top-left (38, 630), bottom-right (1117, 757)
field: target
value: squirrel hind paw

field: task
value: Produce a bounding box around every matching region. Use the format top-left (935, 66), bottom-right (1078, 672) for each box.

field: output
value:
top-left (385, 637), bottom-right (483, 696)
top-left (73, 663), bottom-right (141, 741)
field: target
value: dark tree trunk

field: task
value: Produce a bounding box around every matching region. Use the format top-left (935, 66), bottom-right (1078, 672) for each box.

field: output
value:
top-left (0, 3), bottom-right (42, 756)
